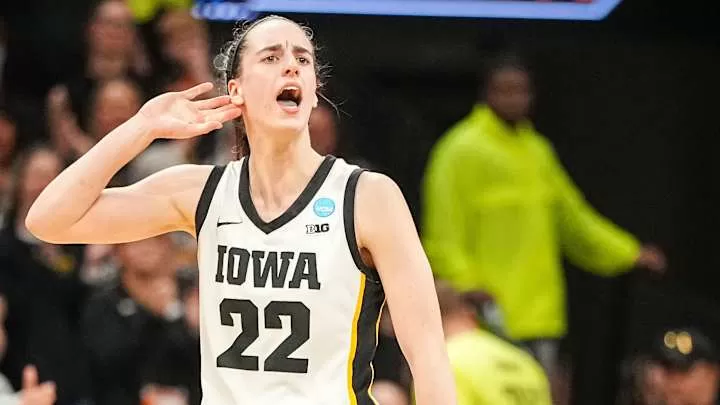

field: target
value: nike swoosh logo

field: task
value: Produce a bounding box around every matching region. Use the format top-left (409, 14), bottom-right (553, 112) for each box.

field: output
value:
top-left (217, 221), bottom-right (243, 227)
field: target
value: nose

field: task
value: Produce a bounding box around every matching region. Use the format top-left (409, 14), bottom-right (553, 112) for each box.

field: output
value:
top-left (282, 56), bottom-right (300, 77)
top-left (283, 65), bottom-right (299, 77)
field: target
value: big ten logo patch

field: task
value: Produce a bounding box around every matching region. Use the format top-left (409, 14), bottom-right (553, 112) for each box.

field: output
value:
top-left (306, 224), bottom-right (330, 234)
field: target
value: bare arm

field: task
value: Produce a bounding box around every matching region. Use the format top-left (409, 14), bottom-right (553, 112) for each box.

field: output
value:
top-left (356, 173), bottom-right (457, 405)
top-left (26, 82), bottom-right (242, 244)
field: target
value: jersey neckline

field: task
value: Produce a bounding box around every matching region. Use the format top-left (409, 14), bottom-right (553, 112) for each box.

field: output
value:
top-left (238, 155), bottom-right (337, 234)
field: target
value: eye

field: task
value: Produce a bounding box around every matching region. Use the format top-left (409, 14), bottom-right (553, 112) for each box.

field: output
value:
top-left (262, 55), bottom-right (279, 63)
top-left (297, 56), bottom-right (311, 65)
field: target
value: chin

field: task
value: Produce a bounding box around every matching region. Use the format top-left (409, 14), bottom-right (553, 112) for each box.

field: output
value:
top-left (268, 115), bottom-right (311, 135)
top-left (258, 124), bottom-right (303, 142)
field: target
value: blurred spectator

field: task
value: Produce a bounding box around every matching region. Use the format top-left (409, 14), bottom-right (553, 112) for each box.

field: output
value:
top-left (83, 0), bottom-right (142, 81)
top-left (128, 136), bottom-right (196, 183)
top-left (0, 145), bottom-right (90, 405)
top-left (619, 328), bottom-right (720, 405)
top-left (435, 280), bottom-right (552, 405)
top-left (371, 380), bottom-right (409, 405)
top-left (81, 235), bottom-right (199, 405)
top-left (155, 9), bottom-right (212, 94)
top-left (48, 77), bottom-right (141, 190)
top-left (0, 108), bottom-right (17, 223)
top-left (47, 0), bottom-right (150, 143)
top-left (82, 237), bottom-right (197, 290)
top-left (49, 76), bottom-right (143, 167)
top-left (1, 296), bottom-right (58, 405)
top-left (422, 51), bottom-right (666, 377)
top-left (88, 79), bottom-right (144, 144)
top-left (128, 8), bottom-right (219, 181)
top-left (309, 103), bottom-right (339, 156)
top-left (79, 244), bottom-right (118, 288)
top-left (621, 360), bottom-right (666, 405)
top-left (309, 103), bottom-right (373, 168)
top-left (124, 8), bottom-right (224, 177)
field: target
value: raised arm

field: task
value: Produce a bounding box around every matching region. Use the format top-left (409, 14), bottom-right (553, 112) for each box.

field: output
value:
top-left (356, 173), bottom-right (457, 405)
top-left (26, 82), bottom-right (242, 244)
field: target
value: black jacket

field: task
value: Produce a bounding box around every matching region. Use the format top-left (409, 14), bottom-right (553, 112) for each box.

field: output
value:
top-left (81, 283), bottom-right (199, 405)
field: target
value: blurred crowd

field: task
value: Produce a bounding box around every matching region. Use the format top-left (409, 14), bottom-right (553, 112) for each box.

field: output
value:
top-left (0, 1), bottom-right (718, 405)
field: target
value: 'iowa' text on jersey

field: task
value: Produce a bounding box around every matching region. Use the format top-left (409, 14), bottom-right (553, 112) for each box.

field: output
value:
top-left (215, 245), bottom-right (321, 290)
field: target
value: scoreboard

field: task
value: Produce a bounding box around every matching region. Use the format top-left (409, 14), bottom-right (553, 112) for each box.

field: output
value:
top-left (192, 0), bottom-right (623, 21)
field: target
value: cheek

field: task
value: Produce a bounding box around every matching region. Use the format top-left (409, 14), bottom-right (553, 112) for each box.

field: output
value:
top-left (306, 74), bottom-right (319, 105)
top-left (241, 79), bottom-right (274, 111)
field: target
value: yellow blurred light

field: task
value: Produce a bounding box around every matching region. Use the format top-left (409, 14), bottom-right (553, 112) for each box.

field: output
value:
top-left (676, 332), bottom-right (693, 355)
top-left (665, 331), bottom-right (677, 349)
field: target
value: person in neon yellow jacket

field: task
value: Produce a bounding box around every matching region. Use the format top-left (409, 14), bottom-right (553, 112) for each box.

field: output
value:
top-left (422, 53), bottom-right (666, 374)
top-left (412, 281), bottom-right (553, 405)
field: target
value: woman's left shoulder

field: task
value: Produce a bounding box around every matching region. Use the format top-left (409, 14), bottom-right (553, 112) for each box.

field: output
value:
top-left (356, 171), bottom-right (402, 199)
top-left (354, 171), bottom-right (408, 225)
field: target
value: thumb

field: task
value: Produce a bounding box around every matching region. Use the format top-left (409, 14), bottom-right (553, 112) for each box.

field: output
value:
top-left (22, 365), bottom-right (38, 390)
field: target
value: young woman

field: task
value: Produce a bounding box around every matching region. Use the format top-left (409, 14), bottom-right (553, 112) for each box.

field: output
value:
top-left (26, 15), bottom-right (457, 405)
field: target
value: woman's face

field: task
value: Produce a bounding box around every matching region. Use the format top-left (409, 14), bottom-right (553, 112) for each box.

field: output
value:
top-left (228, 19), bottom-right (319, 137)
top-left (88, 0), bottom-right (135, 57)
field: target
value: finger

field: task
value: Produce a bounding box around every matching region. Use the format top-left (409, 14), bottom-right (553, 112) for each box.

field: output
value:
top-left (204, 106), bottom-right (243, 124)
top-left (202, 104), bottom-right (240, 119)
top-left (193, 95), bottom-right (231, 110)
top-left (23, 365), bottom-right (38, 390)
top-left (181, 82), bottom-right (215, 100)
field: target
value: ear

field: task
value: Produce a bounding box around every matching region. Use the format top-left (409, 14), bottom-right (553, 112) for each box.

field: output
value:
top-left (311, 91), bottom-right (319, 109)
top-left (227, 79), bottom-right (244, 106)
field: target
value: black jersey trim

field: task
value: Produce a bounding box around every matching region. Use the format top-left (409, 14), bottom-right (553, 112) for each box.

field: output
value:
top-left (195, 165), bottom-right (226, 237)
top-left (343, 168), bottom-right (380, 282)
top-left (239, 155), bottom-right (336, 234)
top-left (351, 278), bottom-right (385, 405)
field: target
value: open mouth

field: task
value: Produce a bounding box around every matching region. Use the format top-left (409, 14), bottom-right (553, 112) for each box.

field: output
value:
top-left (276, 86), bottom-right (302, 109)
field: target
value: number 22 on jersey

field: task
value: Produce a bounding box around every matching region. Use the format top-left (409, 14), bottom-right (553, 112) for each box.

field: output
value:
top-left (216, 299), bottom-right (311, 374)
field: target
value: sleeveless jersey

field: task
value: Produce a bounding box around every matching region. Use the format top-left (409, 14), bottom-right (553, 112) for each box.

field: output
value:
top-left (194, 155), bottom-right (385, 405)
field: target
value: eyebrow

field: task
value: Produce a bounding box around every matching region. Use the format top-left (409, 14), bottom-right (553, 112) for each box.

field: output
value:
top-left (256, 44), bottom-right (313, 56)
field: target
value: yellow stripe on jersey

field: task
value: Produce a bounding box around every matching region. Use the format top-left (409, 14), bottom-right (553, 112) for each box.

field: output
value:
top-left (367, 299), bottom-right (386, 405)
top-left (347, 273), bottom-right (367, 405)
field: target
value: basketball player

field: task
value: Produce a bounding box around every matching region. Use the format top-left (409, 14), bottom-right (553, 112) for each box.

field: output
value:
top-left (25, 15), bottom-right (457, 405)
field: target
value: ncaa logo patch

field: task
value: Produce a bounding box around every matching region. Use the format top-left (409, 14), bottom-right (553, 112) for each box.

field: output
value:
top-left (313, 198), bottom-right (335, 218)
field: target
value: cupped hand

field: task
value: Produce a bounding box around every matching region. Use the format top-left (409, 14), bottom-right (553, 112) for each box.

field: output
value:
top-left (136, 82), bottom-right (242, 140)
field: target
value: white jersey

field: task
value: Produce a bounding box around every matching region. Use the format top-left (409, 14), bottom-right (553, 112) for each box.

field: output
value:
top-left (195, 156), bottom-right (385, 405)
